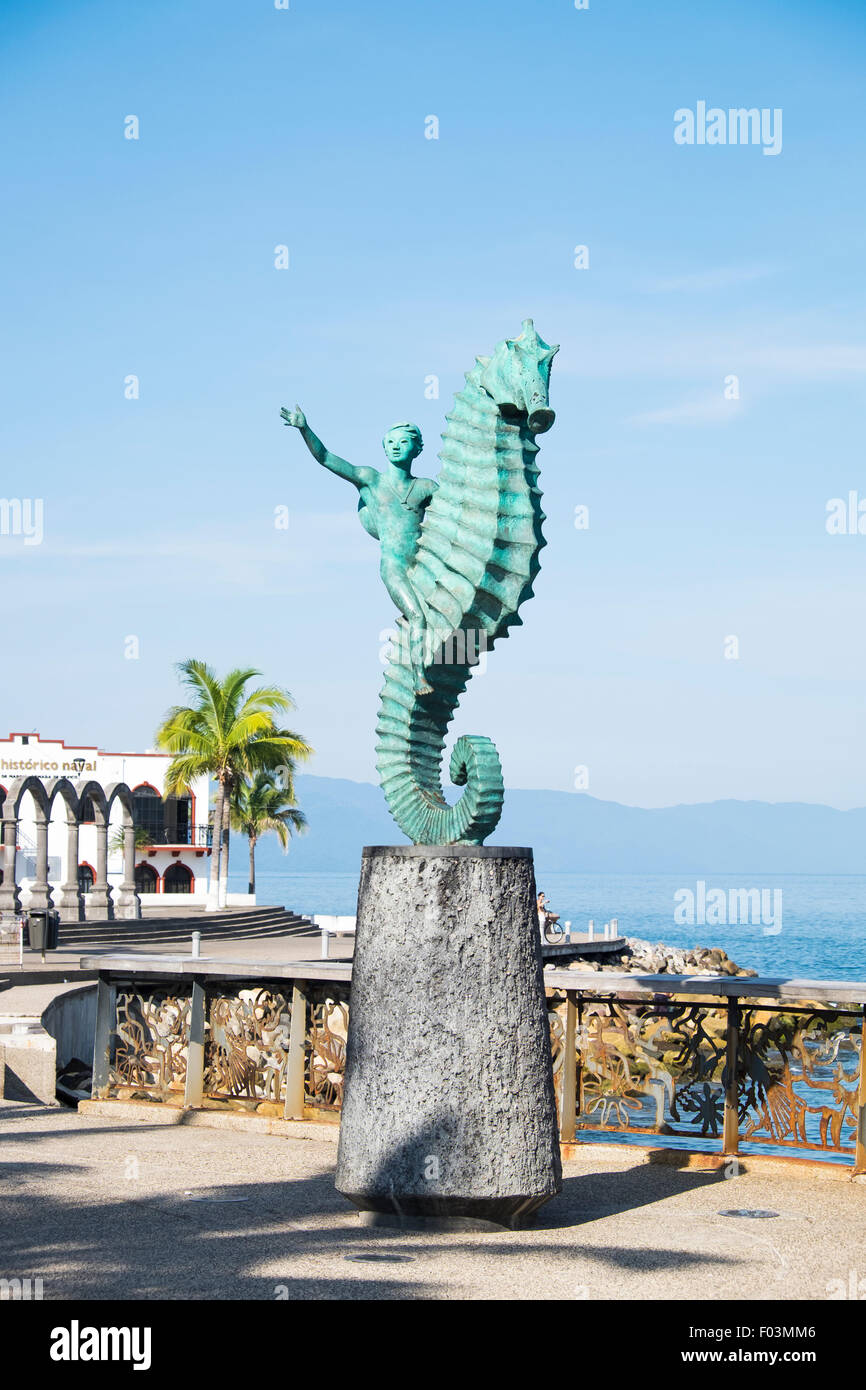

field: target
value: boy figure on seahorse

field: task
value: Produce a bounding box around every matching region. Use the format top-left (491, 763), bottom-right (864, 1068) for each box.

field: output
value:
top-left (281, 320), bottom-right (557, 846)
top-left (280, 407), bottom-right (437, 693)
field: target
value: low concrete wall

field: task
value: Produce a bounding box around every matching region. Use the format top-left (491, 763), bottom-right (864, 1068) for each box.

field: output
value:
top-left (41, 984), bottom-right (97, 1070)
top-left (0, 1019), bottom-right (57, 1104)
top-left (138, 892), bottom-right (256, 910)
top-left (138, 891), bottom-right (206, 908)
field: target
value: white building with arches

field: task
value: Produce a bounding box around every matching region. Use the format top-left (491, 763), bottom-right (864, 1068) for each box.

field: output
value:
top-left (0, 731), bottom-right (212, 911)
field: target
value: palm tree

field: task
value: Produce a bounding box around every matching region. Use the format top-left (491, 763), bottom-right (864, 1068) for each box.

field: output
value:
top-left (155, 660), bottom-right (312, 909)
top-left (231, 770), bottom-right (307, 896)
top-left (108, 826), bottom-right (150, 855)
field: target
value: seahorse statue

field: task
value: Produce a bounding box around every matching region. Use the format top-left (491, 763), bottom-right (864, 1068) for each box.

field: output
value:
top-left (281, 319), bottom-right (557, 845)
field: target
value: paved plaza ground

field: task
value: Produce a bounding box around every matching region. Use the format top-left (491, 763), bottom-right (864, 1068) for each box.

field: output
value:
top-left (2, 1098), bottom-right (864, 1301)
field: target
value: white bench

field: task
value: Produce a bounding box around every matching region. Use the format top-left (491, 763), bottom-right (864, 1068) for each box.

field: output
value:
top-left (311, 914), bottom-right (357, 959)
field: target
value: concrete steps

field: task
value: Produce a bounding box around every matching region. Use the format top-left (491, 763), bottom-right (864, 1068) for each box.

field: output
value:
top-left (54, 905), bottom-right (316, 950)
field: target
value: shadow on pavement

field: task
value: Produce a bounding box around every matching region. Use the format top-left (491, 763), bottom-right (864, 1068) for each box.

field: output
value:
top-left (0, 1107), bottom-right (746, 1300)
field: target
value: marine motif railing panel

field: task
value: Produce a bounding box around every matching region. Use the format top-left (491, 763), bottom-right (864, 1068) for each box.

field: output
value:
top-left (549, 989), bottom-right (864, 1163)
top-left (304, 984), bottom-right (349, 1112)
top-left (101, 977), bottom-right (350, 1113)
top-left (737, 1007), bottom-right (860, 1156)
top-left (550, 997), bottom-right (729, 1144)
top-left (203, 987), bottom-right (292, 1106)
top-left (109, 988), bottom-right (191, 1099)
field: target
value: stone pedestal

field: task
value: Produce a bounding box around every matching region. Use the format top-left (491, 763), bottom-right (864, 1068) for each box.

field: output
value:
top-left (53, 884), bottom-right (83, 923)
top-left (112, 887), bottom-right (142, 920)
top-left (334, 845), bottom-right (561, 1230)
top-left (84, 885), bottom-right (113, 919)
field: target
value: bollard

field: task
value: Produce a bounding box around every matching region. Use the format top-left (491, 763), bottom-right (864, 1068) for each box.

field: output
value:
top-left (587, 919), bottom-right (594, 940)
top-left (610, 917), bottom-right (618, 938)
top-left (191, 930), bottom-right (201, 959)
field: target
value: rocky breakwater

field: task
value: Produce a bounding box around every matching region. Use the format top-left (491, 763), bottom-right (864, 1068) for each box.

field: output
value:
top-left (554, 936), bottom-right (758, 978)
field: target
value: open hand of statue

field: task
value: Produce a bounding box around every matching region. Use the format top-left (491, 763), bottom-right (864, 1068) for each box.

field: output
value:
top-left (280, 405), bottom-right (306, 430)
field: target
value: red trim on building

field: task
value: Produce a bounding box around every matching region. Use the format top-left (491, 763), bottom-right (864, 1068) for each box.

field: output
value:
top-left (3, 733), bottom-right (194, 760)
top-left (163, 862), bottom-right (194, 892)
top-left (135, 861), bottom-right (162, 893)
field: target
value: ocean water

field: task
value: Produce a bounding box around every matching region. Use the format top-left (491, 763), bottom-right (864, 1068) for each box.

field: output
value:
top-left (231, 869), bottom-right (866, 981)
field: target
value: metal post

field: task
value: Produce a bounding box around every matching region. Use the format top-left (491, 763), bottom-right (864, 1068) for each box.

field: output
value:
top-left (855, 1006), bottom-right (866, 1176)
top-left (91, 977), bottom-right (116, 1099)
top-left (191, 931), bottom-right (201, 959)
top-left (284, 983), bottom-right (307, 1120)
top-left (587, 919), bottom-right (594, 941)
top-left (183, 979), bottom-right (205, 1109)
top-left (560, 991), bottom-right (578, 1144)
top-left (723, 999), bottom-right (740, 1155)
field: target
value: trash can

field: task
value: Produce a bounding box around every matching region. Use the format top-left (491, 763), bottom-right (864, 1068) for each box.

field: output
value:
top-left (27, 909), bottom-right (60, 954)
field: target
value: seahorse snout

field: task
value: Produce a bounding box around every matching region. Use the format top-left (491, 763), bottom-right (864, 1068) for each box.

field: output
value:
top-left (528, 404), bottom-right (555, 433)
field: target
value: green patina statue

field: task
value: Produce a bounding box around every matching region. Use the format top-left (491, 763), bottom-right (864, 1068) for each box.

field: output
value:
top-left (282, 319), bottom-right (557, 845)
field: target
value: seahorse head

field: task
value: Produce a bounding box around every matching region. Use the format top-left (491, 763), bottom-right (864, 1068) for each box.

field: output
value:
top-left (478, 319), bottom-right (559, 434)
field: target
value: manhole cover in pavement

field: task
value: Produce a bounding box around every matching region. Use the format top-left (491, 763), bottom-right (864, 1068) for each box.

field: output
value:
top-left (184, 1194), bottom-right (249, 1203)
top-left (718, 1209), bottom-right (779, 1219)
top-left (345, 1253), bottom-right (415, 1263)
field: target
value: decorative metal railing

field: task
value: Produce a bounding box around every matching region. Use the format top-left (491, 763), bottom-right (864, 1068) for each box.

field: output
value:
top-left (92, 965), bottom-right (350, 1118)
top-left (138, 824), bottom-right (213, 848)
top-left (546, 971), bottom-right (866, 1169)
top-left (86, 959), bottom-right (866, 1170)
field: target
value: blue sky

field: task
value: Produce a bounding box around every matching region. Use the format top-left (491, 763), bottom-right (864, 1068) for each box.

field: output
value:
top-left (1, 0), bottom-right (864, 807)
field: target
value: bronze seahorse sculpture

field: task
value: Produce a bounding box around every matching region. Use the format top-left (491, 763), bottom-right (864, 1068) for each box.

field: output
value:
top-left (282, 319), bottom-right (557, 845)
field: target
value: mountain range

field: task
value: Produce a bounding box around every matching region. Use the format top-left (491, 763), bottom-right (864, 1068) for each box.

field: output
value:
top-left (236, 774), bottom-right (866, 876)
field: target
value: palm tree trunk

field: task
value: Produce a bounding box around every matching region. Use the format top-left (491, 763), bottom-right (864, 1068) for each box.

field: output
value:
top-left (248, 834), bottom-right (256, 897)
top-left (218, 777), bottom-right (231, 909)
top-left (208, 781), bottom-right (225, 911)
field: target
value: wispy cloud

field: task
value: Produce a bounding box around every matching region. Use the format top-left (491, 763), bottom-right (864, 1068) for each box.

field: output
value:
top-left (40, 513), bottom-right (364, 563)
top-left (556, 327), bottom-right (866, 382)
top-left (743, 344), bottom-right (866, 374)
top-left (12, 513), bottom-right (373, 605)
top-left (641, 265), bottom-right (776, 294)
top-left (630, 394), bottom-right (743, 427)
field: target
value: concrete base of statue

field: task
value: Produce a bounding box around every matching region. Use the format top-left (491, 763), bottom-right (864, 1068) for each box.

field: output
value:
top-left (334, 845), bottom-right (562, 1231)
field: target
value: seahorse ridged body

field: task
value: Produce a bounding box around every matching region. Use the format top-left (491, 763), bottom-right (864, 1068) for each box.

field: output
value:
top-left (375, 323), bottom-right (557, 844)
